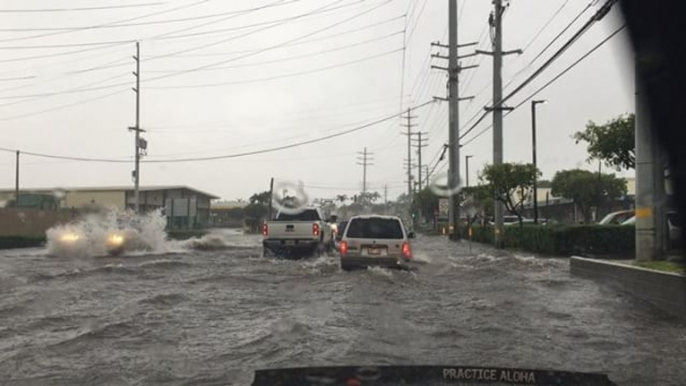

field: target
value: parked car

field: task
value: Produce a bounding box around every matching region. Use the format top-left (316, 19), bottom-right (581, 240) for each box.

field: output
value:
top-left (667, 211), bottom-right (682, 249)
top-left (338, 215), bottom-right (414, 271)
top-left (488, 216), bottom-right (535, 226)
top-left (599, 210), bottom-right (635, 225)
top-left (621, 216), bottom-right (635, 225)
top-left (621, 211), bottom-right (682, 249)
top-left (262, 207), bottom-right (334, 258)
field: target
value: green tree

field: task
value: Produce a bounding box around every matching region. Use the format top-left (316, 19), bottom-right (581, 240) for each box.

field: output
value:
top-left (249, 191), bottom-right (272, 205)
top-left (551, 169), bottom-right (627, 223)
top-left (574, 114), bottom-right (635, 170)
top-left (412, 187), bottom-right (439, 222)
top-left (359, 191), bottom-right (381, 204)
top-left (244, 190), bottom-right (271, 232)
top-left (480, 163), bottom-right (540, 225)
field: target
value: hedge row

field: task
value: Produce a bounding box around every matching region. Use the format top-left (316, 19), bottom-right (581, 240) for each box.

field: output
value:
top-left (0, 236), bottom-right (46, 250)
top-left (460, 224), bottom-right (635, 257)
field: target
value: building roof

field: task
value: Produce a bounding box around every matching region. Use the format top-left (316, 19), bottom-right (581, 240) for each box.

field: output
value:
top-left (0, 185), bottom-right (219, 199)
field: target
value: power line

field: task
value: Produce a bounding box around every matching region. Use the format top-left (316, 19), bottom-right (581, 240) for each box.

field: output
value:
top-left (141, 0), bottom-right (391, 87)
top-left (0, 3), bottom-right (165, 13)
top-left (0, 0), bottom-right (213, 43)
top-left (527, 0), bottom-right (597, 66)
top-left (0, 100), bottom-right (435, 163)
top-left (521, 0), bottom-right (571, 55)
top-left (147, 48), bottom-right (403, 89)
top-left (499, 0), bottom-right (618, 108)
top-left (406, 0), bottom-right (429, 42)
top-left (147, 32), bottom-right (404, 72)
top-left (0, 10), bottom-right (401, 95)
top-left (0, 1), bottom-right (382, 100)
top-left (0, 88), bottom-right (129, 122)
top-left (0, 0), bottom-right (329, 65)
top-left (461, 24), bottom-right (626, 147)
top-left (0, 0), bottom-right (341, 49)
top-left (171, 14), bottom-right (405, 57)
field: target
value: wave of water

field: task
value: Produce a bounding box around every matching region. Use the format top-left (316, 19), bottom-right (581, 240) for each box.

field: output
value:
top-left (46, 208), bottom-right (170, 258)
top-left (45, 208), bottom-right (248, 259)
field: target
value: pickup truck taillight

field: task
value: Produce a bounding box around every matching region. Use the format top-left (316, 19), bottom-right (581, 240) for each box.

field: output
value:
top-left (401, 242), bottom-right (412, 259)
top-left (312, 223), bottom-right (320, 236)
top-left (339, 241), bottom-right (348, 256)
top-left (261, 223), bottom-right (268, 237)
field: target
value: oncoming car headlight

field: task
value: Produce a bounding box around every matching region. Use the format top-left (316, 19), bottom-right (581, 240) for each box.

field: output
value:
top-left (60, 233), bottom-right (80, 243)
top-left (107, 234), bottom-right (124, 247)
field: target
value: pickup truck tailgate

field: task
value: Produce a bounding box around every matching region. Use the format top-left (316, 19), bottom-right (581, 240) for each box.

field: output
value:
top-left (267, 221), bottom-right (317, 239)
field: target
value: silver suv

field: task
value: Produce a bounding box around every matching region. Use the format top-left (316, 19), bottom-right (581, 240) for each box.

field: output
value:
top-left (339, 215), bottom-right (414, 271)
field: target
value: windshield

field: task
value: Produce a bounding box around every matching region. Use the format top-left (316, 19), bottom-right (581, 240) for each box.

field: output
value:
top-left (346, 218), bottom-right (404, 239)
top-left (0, 1), bottom-right (682, 386)
top-left (275, 209), bottom-right (320, 222)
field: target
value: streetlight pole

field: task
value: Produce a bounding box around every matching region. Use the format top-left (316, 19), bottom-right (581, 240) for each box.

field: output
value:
top-left (465, 155), bottom-right (473, 187)
top-left (531, 100), bottom-right (547, 224)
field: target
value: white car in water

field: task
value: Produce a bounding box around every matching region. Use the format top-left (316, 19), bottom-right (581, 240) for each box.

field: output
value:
top-left (338, 215), bottom-right (414, 271)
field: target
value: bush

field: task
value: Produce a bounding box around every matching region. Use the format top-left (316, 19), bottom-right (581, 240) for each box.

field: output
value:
top-left (0, 236), bottom-right (46, 250)
top-left (460, 224), bottom-right (635, 257)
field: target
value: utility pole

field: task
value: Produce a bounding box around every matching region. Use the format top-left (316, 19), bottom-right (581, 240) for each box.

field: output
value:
top-left (401, 108), bottom-right (418, 199)
top-left (431, 0), bottom-right (477, 240)
top-left (14, 150), bottom-right (19, 204)
top-left (412, 132), bottom-right (429, 190)
top-left (635, 53), bottom-right (666, 260)
top-left (356, 147), bottom-right (374, 194)
top-left (476, 0), bottom-right (521, 247)
top-left (129, 42), bottom-right (147, 213)
top-left (268, 177), bottom-right (274, 220)
top-left (531, 100), bottom-right (547, 224)
top-left (465, 155), bottom-right (473, 187)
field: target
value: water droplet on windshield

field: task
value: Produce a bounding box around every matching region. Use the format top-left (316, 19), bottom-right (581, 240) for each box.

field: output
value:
top-left (272, 180), bottom-right (309, 215)
top-left (52, 188), bottom-right (66, 199)
top-left (428, 170), bottom-right (463, 198)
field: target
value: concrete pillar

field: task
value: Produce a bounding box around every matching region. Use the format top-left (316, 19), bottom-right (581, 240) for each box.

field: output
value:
top-left (635, 57), bottom-right (666, 261)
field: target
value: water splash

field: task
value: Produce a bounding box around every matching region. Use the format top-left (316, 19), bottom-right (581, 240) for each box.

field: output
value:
top-left (46, 208), bottom-right (169, 258)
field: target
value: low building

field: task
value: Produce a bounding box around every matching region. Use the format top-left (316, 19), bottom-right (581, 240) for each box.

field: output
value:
top-left (210, 200), bottom-right (248, 228)
top-left (0, 185), bottom-right (219, 228)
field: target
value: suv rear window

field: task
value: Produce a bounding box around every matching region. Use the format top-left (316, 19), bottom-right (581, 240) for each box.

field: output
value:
top-left (275, 209), bottom-right (320, 221)
top-left (345, 218), bottom-right (404, 239)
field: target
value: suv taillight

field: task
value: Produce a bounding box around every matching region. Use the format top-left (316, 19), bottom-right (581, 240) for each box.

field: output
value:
top-left (401, 242), bottom-right (412, 259)
top-left (339, 241), bottom-right (348, 256)
top-left (261, 223), bottom-right (268, 237)
top-left (312, 223), bottom-right (320, 236)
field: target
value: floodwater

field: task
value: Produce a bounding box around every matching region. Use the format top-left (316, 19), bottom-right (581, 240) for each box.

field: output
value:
top-left (1, 229), bottom-right (685, 385)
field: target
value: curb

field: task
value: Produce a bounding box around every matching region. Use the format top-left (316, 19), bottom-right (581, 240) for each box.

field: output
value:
top-left (570, 256), bottom-right (686, 319)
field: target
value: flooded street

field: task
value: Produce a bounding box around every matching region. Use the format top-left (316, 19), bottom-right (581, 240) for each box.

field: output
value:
top-left (1, 230), bottom-right (685, 386)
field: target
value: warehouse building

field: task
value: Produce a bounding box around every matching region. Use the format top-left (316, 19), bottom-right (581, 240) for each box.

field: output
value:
top-left (0, 185), bottom-right (219, 228)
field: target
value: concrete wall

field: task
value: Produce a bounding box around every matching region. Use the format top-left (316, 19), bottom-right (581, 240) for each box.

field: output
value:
top-left (570, 256), bottom-right (686, 319)
top-left (0, 208), bottom-right (78, 237)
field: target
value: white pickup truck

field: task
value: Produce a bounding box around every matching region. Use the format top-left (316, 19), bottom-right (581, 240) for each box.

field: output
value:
top-left (261, 207), bottom-right (335, 258)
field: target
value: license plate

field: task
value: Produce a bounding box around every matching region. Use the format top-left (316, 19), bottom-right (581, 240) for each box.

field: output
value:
top-left (368, 248), bottom-right (380, 255)
top-left (285, 240), bottom-right (295, 246)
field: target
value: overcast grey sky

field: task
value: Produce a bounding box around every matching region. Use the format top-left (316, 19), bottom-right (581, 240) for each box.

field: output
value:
top-left (0, 0), bottom-right (633, 201)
